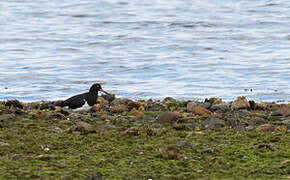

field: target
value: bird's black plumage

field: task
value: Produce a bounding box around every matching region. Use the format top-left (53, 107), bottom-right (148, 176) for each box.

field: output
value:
top-left (59, 83), bottom-right (108, 110)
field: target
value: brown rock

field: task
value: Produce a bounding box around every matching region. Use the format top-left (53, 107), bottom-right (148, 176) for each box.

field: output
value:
top-left (257, 124), bottom-right (275, 132)
top-left (109, 104), bottom-right (128, 113)
top-left (186, 101), bottom-right (200, 112)
top-left (156, 111), bottom-right (182, 124)
top-left (256, 124), bottom-right (287, 132)
top-left (205, 97), bottom-right (222, 105)
top-left (109, 98), bottom-right (140, 113)
top-left (163, 97), bottom-right (176, 102)
top-left (231, 96), bottom-right (250, 110)
top-left (191, 106), bottom-right (211, 117)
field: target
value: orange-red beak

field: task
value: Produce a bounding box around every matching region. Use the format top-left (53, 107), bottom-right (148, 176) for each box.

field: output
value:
top-left (100, 89), bottom-right (109, 95)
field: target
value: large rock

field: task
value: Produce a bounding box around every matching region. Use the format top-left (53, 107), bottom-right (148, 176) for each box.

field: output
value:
top-left (210, 103), bottom-right (231, 113)
top-left (157, 111), bottom-right (182, 124)
top-left (231, 96), bottom-right (250, 110)
top-left (109, 98), bottom-right (140, 113)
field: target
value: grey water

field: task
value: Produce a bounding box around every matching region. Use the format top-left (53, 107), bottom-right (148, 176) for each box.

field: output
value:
top-left (1, 0), bottom-right (290, 102)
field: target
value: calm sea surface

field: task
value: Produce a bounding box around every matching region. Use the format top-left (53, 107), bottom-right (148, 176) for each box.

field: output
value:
top-left (1, 0), bottom-right (290, 102)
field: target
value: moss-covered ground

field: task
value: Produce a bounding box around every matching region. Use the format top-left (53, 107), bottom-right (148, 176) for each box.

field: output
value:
top-left (0, 113), bottom-right (289, 179)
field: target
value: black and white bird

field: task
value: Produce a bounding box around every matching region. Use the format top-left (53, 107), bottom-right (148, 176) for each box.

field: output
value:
top-left (57, 83), bottom-right (109, 111)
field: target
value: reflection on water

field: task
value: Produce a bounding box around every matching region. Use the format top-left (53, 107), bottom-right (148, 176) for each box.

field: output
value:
top-left (0, 0), bottom-right (290, 102)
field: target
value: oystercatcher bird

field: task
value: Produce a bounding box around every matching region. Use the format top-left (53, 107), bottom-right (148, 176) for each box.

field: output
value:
top-left (58, 83), bottom-right (109, 111)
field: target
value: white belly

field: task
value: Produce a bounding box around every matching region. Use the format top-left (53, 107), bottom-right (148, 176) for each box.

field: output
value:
top-left (72, 102), bottom-right (91, 112)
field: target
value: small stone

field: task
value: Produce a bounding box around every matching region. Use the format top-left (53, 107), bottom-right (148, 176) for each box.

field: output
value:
top-left (231, 96), bottom-right (250, 110)
top-left (258, 143), bottom-right (276, 151)
top-left (163, 97), bottom-right (176, 102)
top-left (123, 127), bottom-right (139, 136)
top-left (201, 149), bottom-right (213, 154)
top-left (156, 111), bottom-right (182, 124)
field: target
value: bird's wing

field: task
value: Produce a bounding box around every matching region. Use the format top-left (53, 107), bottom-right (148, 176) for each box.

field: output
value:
top-left (69, 97), bottom-right (86, 109)
top-left (61, 93), bottom-right (86, 109)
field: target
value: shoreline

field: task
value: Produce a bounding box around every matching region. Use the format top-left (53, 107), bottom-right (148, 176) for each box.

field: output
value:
top-left (0, 96), bottom-right (289, 179)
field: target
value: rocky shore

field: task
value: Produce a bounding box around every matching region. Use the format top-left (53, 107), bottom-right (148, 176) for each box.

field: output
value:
top-left (0, 96), bottom-right (289, 179)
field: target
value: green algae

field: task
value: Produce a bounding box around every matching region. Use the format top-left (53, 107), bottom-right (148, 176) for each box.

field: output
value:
top-left (0, 113), bottom-right (289, 179)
